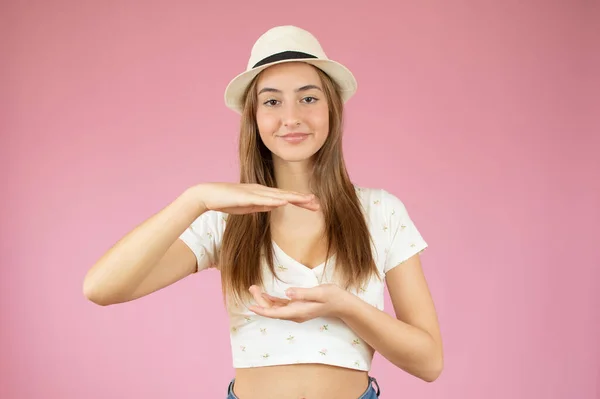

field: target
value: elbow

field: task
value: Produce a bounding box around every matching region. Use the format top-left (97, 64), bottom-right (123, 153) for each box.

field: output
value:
top-left (399, 339), bottom-right (443, 382)
top-left (420, 333), bottom-right (444, 382)
top-left (421, 357), bottom-right (443, 382)
top-left (83, 283), bottom-right (108, 306)
top-left (420, 346), bottom-right (444, 382)
top-left (394, 357), bottom-right (443, 383)
top-left (83, 274), bottom-right (114, 306)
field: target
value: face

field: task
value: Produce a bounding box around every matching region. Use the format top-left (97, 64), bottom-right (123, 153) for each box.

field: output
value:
top-left (255, 62), bottom-right (330, 163)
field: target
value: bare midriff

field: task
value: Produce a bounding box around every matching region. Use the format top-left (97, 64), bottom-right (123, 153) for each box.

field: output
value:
top-left (232, 363), bottom-right (370, 399)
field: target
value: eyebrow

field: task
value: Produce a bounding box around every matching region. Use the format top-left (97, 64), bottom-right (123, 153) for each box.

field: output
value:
top-left (257, 84), bottom-right (323, 95)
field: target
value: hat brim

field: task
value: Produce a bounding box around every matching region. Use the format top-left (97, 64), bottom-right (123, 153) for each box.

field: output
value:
top-left (223, 58), bottom-right (357, 114)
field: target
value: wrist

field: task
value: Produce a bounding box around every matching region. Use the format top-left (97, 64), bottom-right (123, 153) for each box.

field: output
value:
top-left (330, 287), bottom-right (355, 319)
top-left (181, 185), bottom-right (208, 217)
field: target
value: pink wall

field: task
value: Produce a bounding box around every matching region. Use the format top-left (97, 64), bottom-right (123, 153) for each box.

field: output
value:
top-left (2, 1), bottom-right (598, 398)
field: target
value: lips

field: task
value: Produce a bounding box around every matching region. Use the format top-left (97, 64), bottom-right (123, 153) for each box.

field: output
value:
top-left (280, 133), bottom-right (309, 138)
top-left (278, 132), bottom-right (310, 143)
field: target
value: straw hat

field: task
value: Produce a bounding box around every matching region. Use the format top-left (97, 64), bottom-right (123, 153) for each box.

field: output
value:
top-left (223, 25), bottom-right (358, 114)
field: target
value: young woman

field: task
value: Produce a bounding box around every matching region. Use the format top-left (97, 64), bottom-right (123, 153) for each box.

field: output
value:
top-left (83, 25), bottom-right (443, 399)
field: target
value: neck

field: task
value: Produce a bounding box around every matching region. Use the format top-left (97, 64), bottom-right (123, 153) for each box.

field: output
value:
top-left (272, 156), bottom-right (313, 194)
top-left (270, 156), bottom-right (322, 225)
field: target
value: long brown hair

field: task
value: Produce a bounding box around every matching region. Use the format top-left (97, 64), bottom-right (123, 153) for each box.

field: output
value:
top-left (219, 64), bottom-right (379, 306)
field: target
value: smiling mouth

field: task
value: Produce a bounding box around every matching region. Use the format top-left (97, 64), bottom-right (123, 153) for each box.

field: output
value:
top-left (278, 133), bottom-right (311, 143)
top-left (279, 132), bottom-right (310, 138)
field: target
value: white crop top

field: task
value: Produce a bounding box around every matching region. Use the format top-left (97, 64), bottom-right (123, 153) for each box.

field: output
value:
top-left (179, 186), bottom-right (428, 371)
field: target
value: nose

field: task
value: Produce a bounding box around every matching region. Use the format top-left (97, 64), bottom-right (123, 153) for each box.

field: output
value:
top-left (282, 103), bottom-right (301, 128)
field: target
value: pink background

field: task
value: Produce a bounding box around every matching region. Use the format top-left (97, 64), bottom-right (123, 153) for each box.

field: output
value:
top-left (2, 1), bottom-right (599, 398)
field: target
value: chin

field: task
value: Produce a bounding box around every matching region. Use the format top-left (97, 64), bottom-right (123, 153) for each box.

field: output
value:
top-left (272, 148), bottom-right (320, 163)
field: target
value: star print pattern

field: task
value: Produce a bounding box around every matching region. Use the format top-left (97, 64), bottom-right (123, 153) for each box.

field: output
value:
top-left (179, 186), bottom-right (428, 371)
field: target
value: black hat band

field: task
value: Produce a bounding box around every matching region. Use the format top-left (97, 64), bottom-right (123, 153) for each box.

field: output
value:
top-left (252, 51), bottom-right (318, 69)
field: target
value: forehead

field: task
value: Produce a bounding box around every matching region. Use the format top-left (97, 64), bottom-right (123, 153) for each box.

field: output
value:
top-left (256, 62), bottom-right (321, 90)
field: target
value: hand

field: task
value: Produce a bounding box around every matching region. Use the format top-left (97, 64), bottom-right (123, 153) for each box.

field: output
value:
top-left (192, 183), bottom-right (319, 215)
top-left (247, 284), bottom-right (348, 323)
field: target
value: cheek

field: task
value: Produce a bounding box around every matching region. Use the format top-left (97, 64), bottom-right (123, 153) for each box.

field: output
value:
top-left (256, 112), bottom-right (279, 140)
top-left (311, 106), bottom-right (330, 136)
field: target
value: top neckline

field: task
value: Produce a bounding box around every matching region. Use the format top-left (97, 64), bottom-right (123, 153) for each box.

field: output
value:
top-left (271, 240), bottom-right (335, 274)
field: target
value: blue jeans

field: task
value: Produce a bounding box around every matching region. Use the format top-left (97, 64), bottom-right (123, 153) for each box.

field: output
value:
top-left (227, 376), bottom-right (380, 398)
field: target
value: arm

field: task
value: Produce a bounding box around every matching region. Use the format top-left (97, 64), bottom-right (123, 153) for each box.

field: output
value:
top-left (249, 253), bottom-right (444, 382)
top-left (338, 254), bottom-right (443, 382)
top-left (82, 187), bottom-right (205, 306)
top-left (83, 183), bottom-right (315, 306)
top-left (247, 190), bottom-right (442, 380)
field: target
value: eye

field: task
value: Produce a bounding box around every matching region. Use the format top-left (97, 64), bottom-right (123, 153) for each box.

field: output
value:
top-left (263, 99), bottom-right (279, 106)
top-left (302, 96), bottom-right (319, 104)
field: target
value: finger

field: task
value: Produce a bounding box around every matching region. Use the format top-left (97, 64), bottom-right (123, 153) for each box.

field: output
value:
top-left (294, 200), bottom-right (320, 212)
top-left (259, 194), bottom-right (319, 211)
top-left (285, 287), bottom-right (324, 302)
top-left (236, 196), bottom-right (288, 211)
top-left (256, 187), bottom-right (315, 202)
top-left (248, 304), bottom-right (297, 320)
top-left (258, 186), bottom-right (313, 198)
top-left (248, 205), bottom-right (283, 213)
top-left (226, 205), bottom-right (281, 214)
top-left (250, 195), bottom-right (289, 207)
top-left (249, 285), bottom-right (272, 308)
top-left (262, 192), bottom-right (315, 204)
top-left (262, 293), bottom-right (290, 306)
top-left (262, 293), bottom-right (288, 302)
top-left (246, 201), bottom-right (317, 213)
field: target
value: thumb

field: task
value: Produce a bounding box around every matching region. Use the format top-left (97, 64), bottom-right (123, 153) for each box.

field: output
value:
top-left (285, 286), bottom-right (324, 302)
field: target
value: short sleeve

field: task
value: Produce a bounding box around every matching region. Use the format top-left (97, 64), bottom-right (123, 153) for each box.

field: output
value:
top-left (178, 210), bottom-right (226, 272)
top-left (381, 190), bottom-right (428, 273)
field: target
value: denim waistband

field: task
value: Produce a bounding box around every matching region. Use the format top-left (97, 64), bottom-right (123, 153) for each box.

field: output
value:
top-left (227, 375), bottom-right (380, 398)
